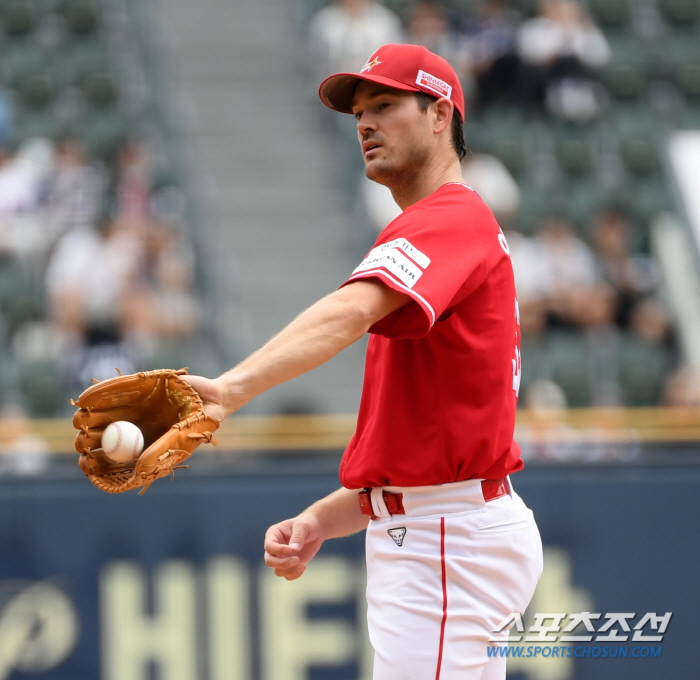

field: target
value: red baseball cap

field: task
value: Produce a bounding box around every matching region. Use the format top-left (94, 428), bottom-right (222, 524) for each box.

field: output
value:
top-left (319, 43), bottom-right (465, 121)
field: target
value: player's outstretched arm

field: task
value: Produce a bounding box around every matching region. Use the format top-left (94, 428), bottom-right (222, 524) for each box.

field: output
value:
top-left (185, 279), bottom-right (409, 421)
top-left (264, 487), bottom-right (369, 580)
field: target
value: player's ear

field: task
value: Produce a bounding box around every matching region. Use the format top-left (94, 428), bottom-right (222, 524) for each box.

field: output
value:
top-left (433, 97), bottom-right (454, 136)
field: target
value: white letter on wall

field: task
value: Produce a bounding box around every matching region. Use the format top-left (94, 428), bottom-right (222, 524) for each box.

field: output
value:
top-left (206, 556), bottom-right (251, 680)
top-left (100, 560), bottom-right (197, 680)
top-left (260, 557), bottom-right (357, 680)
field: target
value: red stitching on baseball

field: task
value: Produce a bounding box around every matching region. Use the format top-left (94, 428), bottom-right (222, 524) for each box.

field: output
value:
top-left (107, 423), bottom-right (122, 456)
top-left (133, 429), bottom-right (141, 458)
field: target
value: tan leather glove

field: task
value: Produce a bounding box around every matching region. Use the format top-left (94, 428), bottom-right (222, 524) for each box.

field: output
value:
top-left (73, 368), bottom-right (219, 494)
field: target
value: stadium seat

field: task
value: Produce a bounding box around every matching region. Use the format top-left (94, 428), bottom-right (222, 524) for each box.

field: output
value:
top-left (492, 137), bottom-right (528, 178)
top-left (81, 71), bottom-right (118, 106)
top-left (678, 104), bottom-right (700, 128)
top-left (618, 334), bottom-right (673, 406)
top-left (624, 177), bottom-right (673, 229)
top-left (17, 359), bottom-right (64, 417)
top-left (675, 60), bottom-right (700, 101)
top-left (1, 0), bottom-right (36, 36)
top-left (601, 36), bottom-right (649, 99)
top-left (52, 36), bottom-right (109, 87)
top-left (79, 108), bottom-right (128, 160)
top-left (619, 135), bottom-right (661, 177)
top-left (1, 41), bottom-right (47, 88)
top-left (547, 331), bottom-right (592, 408)
top-left (514, 182), bottom-right (554, 235)
top-left (63, 0), bottom-right (100, 36)
top-left (0, 258), bottom-right (43, 333)
top-left (587, 0), bottom-right (632, 33)
top-left (472, 108), bottom-right (531, 177)
top-left (657, 0), bottom-right (699, 28)
top-left (515, 0), bottom-right (540, 18)
top-left (559, 178), bottom-right (609, 228)
top-left (13, 73), bottom-right (64, 140)
top-left (519, 333), bottom-right (551, 402)
top-left (554, 130), bottom-right (594, 177)
top-left (74, 71), bottom-right (127, 158)
top-left (654, 33), bottom-right (700, 98)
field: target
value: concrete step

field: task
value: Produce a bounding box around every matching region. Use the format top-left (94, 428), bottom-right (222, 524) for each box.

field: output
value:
top-left (154, 0), bottom-right (364, 414)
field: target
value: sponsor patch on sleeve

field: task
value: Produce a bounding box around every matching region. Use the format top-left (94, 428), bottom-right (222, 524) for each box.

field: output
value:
top-left (416, 70), bottom-right (452, 99)
top-left (352, 248), bottom-right (423, 288)
top-left (367, 238), bottom-right (431, 269)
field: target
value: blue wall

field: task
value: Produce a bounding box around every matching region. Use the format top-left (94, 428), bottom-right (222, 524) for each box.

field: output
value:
top-left (0, 460), bottom-right (696, 680)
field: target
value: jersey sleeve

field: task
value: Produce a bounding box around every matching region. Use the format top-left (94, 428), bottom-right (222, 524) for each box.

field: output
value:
top-left (340, 186), bottom-right (492, 339)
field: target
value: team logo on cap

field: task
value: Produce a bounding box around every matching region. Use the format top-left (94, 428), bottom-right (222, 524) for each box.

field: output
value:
top-left (361, 56), bottom-right (382, 73)
top-left (416, 69), bottom-right (452, 99)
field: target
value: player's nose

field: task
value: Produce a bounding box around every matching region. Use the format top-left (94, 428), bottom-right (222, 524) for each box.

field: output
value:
top-left (356, 113), bottom-right (377, 136)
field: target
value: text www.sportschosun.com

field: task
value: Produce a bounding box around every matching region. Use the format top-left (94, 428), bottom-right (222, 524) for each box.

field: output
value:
top-left (487, 644), bottom-right (663, 659)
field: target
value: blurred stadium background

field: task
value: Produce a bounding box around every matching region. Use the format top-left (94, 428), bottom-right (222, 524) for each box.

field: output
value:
top-left (0, 0), bottom-right (698, 678)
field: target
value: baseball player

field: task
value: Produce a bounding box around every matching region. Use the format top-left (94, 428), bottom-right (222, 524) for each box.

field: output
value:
top-left (187, 44), bottom-right (543, 680)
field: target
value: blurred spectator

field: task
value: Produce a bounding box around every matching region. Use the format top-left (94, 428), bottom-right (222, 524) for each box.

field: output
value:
top-left (535, 213), bottom-right (614, 329)
top-left (308, 0), bottom-right (404, 81)
top-left (590, 205), bottom-right (657, 330)
top-left (461, 150), bottom-right (520, 225)
top-left (516, 378), bottom-right (583, 461)
top-left (0, 139), bottom-right (53, 214)
top-left (45, 136), bottom-right (105, 244)
top-left (407, 2), bottom-right (472, 93)
top-left (619, 297), bottom-right (677, 406)
top-left (0, 138), bottom-right (54, 270)
top-left (44, 215), bottom-right (150, 390)
top-left (121, 221), bottom-right (202, 355)
top-left (407, 1), bottom-right (451, 55)
top-left (0, 229), bottom-right (43, 337)
top-left (663, 366), bottom-right (700, 407)
top-left (114, 139), bottom-right (152, 218)
top-left (360, 175), bottom-right (402, 235)
top-left (308, 0), bottom-right (404, 223)
top-left (506, 229), bottom-right (550, 336)
top-left (0, 403), bottom-right (50, 476)
top-left (462, 0), bottom-right (523, 110)
top-left (516, 0), bottom-right (610, 120)
top-left (361, 150), bottom-right (520, 237)
top-left (630, 298), bottom-right (671, 343)
top-left (517, 377), bottom-right (639, 460)
top-left (44, 215), bottom-right (147, 342)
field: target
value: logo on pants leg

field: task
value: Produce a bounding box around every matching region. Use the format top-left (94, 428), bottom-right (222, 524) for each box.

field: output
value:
top-left (387, 527), bottom-right (406, 547)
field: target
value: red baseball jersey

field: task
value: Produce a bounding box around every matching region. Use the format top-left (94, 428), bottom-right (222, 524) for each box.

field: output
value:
top-left (339, 183), bottom-right (523, 488)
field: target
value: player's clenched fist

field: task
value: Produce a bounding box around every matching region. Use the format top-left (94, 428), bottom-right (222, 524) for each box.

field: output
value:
top-left (264, 515), bottom-right (325, 581)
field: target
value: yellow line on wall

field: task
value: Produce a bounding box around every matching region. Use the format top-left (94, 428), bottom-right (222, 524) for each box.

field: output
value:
top-left (18, 408), bottom-right (700, 454)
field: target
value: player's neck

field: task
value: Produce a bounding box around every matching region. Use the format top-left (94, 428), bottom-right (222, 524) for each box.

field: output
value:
top-left (389, 157), bottom-right (463, 210)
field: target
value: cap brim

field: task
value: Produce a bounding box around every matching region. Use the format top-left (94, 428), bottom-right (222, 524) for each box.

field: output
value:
top-left (319, 73), bottom-right (422, 114)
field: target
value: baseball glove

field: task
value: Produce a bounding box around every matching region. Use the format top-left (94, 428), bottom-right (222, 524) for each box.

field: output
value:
top-left (72, 368), bottom-right (219, 494)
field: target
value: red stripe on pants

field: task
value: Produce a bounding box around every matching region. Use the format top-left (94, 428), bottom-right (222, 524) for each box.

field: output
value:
top-left (435, 517), bottom-right (447, 680)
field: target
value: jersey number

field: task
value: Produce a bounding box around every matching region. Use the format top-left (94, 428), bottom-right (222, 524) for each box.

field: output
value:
top-left (512, 300), bottom-right (521, 396)
top-left (513, 346), bottom-right (521, 396)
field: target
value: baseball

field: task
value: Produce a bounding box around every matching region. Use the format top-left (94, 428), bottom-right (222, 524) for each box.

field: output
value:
top-left (101, 421), bottom-right (144, 463)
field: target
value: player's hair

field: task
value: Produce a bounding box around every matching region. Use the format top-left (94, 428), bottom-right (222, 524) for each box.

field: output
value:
top-left (415, 92), bottom-right (467, 161)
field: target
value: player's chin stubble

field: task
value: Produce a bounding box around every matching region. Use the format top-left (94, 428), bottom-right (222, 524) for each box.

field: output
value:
top-left (365, 143), bottom-right (430, 192)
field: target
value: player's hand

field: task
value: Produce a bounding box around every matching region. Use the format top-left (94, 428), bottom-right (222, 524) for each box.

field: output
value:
top-left (180, 375), bottom-right (230, 423)
top-left (264, 514), bottom-right (325, 581)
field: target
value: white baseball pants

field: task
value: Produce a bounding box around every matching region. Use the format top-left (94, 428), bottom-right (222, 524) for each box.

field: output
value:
top-left (365, 478), bottom-right (543, 680)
